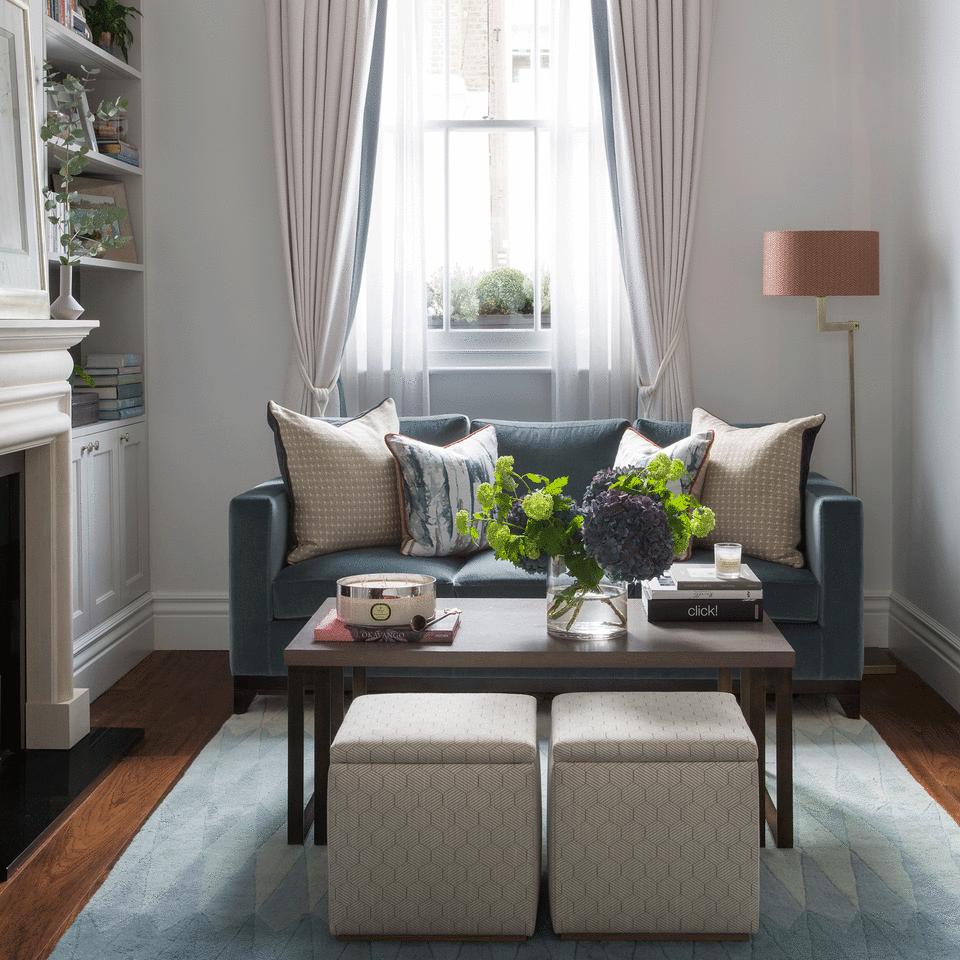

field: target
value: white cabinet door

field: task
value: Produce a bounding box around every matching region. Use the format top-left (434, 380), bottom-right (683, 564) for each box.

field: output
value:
top-left (118, 421), bottom-right (149, 603)
top-left (70, 436), bottom-right (90, 638)
top-left (72, 429), bottom-right (123, 641)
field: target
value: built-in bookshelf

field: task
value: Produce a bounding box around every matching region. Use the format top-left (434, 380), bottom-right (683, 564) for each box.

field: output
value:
top-left (40, 1), bottom-right (150, 664)
top-left (42, 5), bottom-right (145, 367)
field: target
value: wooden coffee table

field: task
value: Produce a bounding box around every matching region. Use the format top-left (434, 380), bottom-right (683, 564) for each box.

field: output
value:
top-left (284, 597), bottom-right (796, 848)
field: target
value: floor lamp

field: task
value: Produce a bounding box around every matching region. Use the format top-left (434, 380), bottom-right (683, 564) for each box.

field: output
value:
top-left (762, 230), bottom-right (879, 496)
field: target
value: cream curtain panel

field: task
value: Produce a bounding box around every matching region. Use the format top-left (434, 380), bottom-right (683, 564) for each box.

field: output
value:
top-left (601, 0), bottom-right (716, 420)
top-left (264, 0), bottom-right (379, 415)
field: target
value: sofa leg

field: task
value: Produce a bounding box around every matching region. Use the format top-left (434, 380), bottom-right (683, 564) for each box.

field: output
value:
top-left (233, 675), bottom-right (287, 714)
top-left (836, 691), bottom-right (861, 720)
top-left (234, 685), bottom-right (258, 715)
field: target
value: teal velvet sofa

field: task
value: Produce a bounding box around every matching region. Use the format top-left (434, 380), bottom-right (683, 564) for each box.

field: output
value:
top-left (228, 414), bottom-right (864, 716)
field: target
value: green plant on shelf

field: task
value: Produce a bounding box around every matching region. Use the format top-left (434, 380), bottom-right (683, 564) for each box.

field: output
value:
top-left (82, 0), bottom-right (142, 63)
top-left (40, 64), bottom-right (131, 265)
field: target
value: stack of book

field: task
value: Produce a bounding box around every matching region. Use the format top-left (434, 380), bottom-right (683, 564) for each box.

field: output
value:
top-left (641, 563), bottom-right (763, 622)
top-left (74, 352), bottom-right (145, 421)
top-left (94, 113), bottom-right (140, 167)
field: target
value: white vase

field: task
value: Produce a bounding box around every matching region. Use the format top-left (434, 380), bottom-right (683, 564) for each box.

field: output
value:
top-left (50, 264), bottom-right (84, 321)
top-left (545, 556), bottom-right (627, 640)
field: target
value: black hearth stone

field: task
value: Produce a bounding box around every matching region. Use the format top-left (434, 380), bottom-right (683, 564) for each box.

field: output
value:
top-left (0, 726), bottom-right (144, 880)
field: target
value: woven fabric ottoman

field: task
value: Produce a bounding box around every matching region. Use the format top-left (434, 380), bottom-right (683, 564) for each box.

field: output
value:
top-left (548, 691), bottom-right (759, 940)
top-left (327, 692), bottom-right (541, 940)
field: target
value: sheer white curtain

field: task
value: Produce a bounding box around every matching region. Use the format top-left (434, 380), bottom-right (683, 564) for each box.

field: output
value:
top-left (550, 0), bottom-right (637, 421)
top-left (340, 0), bottom-right (430, 417)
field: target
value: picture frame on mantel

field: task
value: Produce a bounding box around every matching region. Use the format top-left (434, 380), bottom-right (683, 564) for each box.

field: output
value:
top-left (0, 0), bottom-right (48, 320)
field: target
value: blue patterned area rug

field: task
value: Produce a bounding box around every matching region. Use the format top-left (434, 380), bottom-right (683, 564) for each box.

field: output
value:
top-left (50, 695), bottom-right (960, 959)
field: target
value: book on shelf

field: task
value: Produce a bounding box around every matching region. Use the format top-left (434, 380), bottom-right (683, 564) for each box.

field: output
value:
top-left (99, 395), bottom-right (143, 411)
top-left (641, 585), bottom-right (764, 623)
top-left (644, 563), bottom-right (763, 601)
top-left (73, 382), bottom-right (143, 400)
top-left (82, 365), bottom-right (142, 376)
top-left (96, 140), bottom-right (141, 167)
top-left (99, 404), bottom-right (145, 421)
top-left (313, 608), bottom-right (461, 644)
top-left (83, 353), bottom-right (143, 368)
top-left (80, 373), bottom-right (143, 386)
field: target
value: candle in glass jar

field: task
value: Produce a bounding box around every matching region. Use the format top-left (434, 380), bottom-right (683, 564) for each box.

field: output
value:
top-left (337, 574), bottom-right (437, 626)
top-left (714, 543), bottom-right (742, 579)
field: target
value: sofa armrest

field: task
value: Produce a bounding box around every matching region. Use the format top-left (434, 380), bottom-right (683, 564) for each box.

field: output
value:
top-left (803, 472), bottom-right (864, 677)
top-left (228, 477), bottom-right (290, 674)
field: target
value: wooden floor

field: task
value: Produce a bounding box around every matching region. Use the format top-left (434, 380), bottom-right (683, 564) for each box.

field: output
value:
top-left (2, 649), bottom-right (960, 960)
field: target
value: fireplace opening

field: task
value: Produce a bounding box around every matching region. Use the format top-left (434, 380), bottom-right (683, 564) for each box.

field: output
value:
top-left (0, 460), bottom-right (25, 756)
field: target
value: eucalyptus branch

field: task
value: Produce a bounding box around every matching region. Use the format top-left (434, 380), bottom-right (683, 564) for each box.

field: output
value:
top-left (40, 63), bottom-right (130, 265)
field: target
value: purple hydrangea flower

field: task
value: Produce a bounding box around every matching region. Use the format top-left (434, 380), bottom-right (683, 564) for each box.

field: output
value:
top-left (581, 489), bottom-right (674, 582)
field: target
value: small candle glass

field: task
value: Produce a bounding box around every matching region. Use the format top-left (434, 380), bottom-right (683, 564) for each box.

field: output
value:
top-left (714, 542), bottom-right (742, 579)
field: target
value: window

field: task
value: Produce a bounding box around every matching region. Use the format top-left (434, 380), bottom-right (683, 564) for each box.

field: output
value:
top-left (425, 0), bottom-right (554, 365)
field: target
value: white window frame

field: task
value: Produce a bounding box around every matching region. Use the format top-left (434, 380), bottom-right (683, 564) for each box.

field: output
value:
top-left (425, 2), bottom-right (552, 371)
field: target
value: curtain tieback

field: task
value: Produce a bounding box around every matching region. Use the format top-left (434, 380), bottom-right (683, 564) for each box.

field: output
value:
top-left (637, 317), bottom-right (685, 399)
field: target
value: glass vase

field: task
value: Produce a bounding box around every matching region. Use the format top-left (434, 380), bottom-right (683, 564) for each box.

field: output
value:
top-left (546, 556), bottom-right (627, 640)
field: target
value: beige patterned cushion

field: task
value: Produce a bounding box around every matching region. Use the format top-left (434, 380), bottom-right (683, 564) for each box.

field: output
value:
top-left (691, 407), bottom-right (825, 568)
top-left (550, 690), bottom-right (757, 763)
top-left (330, 692), bottom-right (538, 764)
top-left (267, 398), bottom-right (401, 563)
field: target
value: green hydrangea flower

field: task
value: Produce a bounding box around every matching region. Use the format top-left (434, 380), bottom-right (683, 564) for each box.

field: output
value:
top-left (455, 510), bottom-right (470, 536)
top-left (522, 489), bottom-right (553, 521)
top-left (523, 539), bottom-right (541, 560)
top-left (476, 482), bottom-right (495, 510)
top-left (487, 521), bottom-right (511, 553)
top-left (690, 505), bottom-right (716, 538)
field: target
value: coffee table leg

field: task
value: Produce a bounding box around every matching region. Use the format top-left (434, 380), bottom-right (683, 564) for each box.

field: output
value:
top-left (774, 667), bottom-right (794, 848)
top-left (313, 667), bottom-right (330, 845)
top-left (288, 667), bottom-right (306, 845)
top-left (742, 668), bottom-right (767, 847)
top-left (717, 667), bottom-right (733, 694)
top-left (353, 667), bottom-right (367, 698)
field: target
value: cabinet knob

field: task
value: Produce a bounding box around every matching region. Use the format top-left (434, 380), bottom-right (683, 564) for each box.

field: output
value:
top-left (93, 440), bottom-right (100, 450)
top-left (120, 433), bottom-right (130, 442)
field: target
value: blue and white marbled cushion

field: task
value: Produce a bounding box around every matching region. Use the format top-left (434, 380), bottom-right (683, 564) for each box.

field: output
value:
top-left (386, 425), bottom-right (499, 557)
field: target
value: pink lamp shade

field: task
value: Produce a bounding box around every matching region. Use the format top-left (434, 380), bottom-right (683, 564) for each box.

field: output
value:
top-left (763, 230), bottom-right (879, 297)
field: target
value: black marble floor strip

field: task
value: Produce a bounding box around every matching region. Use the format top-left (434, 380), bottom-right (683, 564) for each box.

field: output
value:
top-left (0, 726), bottom-right (144, 880)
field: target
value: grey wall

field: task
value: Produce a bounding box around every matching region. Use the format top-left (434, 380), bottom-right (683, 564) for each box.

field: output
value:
top-left (143, 1), bottom-right (929, 679)
top-left (892, 0), bottom-right (960, 707)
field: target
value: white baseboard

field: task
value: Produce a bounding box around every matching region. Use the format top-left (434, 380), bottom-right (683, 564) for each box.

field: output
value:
top-left (73, 593), bottom-right (155, 702)
top-left (152, 592), bottom-right (230, 650)
top-left (889, 592), bottom-right (960, 713)
top-left (864, 590), bottom-right (890, 647)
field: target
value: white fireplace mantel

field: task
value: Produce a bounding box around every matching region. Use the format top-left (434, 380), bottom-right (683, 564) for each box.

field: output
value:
top-left (1, 316), bottom-right (98, 749)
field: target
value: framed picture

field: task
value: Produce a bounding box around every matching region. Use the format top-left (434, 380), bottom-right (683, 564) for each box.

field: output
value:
top-left (45, 84), bottom-right (98, 153)
top-left (52, 175), bottom-right (138, 264)
top-left (0, 0), bottom-right (48, 318)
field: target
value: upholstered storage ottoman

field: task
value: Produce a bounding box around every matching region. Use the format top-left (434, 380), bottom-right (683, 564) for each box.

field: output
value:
top-left (327, 692), bottom-right (541, 939)
top-left (548, 691), bottom-right (759, 940)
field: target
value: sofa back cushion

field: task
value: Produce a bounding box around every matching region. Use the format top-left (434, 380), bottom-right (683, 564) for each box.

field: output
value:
top-left (268, 398), bottom-right (403, 563)
top-left (386, 425), bottom-right (499, 557)
top-left (470, 418), bottom-right (630, 504)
